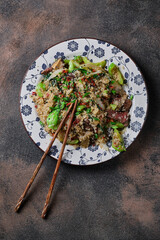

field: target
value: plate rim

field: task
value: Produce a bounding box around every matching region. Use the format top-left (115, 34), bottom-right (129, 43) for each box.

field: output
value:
top-left (19, 37), bottom-right (149, 166)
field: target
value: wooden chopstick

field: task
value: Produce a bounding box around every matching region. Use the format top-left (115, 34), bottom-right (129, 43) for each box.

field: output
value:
top-left (15, 102), bottom-right (74, 212)
top-left (41, 100), bottom-right (78, 218)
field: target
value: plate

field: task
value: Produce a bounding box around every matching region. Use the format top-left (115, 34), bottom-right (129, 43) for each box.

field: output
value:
top-left (20, 38), bottom-right (148, 165)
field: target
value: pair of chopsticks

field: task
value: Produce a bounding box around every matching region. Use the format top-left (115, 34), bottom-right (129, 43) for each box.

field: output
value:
top-left (15, 100), bottom-right (77, 218)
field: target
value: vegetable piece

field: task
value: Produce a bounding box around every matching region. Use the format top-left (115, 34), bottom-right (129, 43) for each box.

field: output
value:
top-left (93, 117), bottom-right (100, 121)
top-left (64, 59), bottom-right (70, 64)
top-left (68, 60), bottom-right (75, 72)
top-left (112, 129), bottom-right (126, 152)
top-left (54, 95), bottom-right (60, 102)
top-left (39, 121), bottom-right (44, 126)
top-left (47, 110), bottom-right (60, 129)
top-left (74, 56), bottom-right (83, 63)
top-left (130, 95), bottom-right (134, 100)
top-left (72, 60), bottom-right (81, 68)
top-left (94, 60), bottom-right (106, 68)
top-left (75, 111), bottom-right (80, 116)
top-left (36, 82), bottom-right (46, 97)
top-left (94, 134), bottom-right (98, 139)
top-left (108, 63), bottom-right (124, 85)
top-left (76, 105), bottom-right (86, 112)
top-left (111, 89), bottom-right (116, 95)
top-left (60, 102), bottom-right (66, 109)
top-left (82, 56), bottom-right (91, 64)
top-left (110, 122), bottom-right (124, 129)
top-left (83, 92), bottom-right (90, 98)
top-left (103, 90), bottom-right (108, 94)
top-left (63, 97), bottom-right (70, 102)
top-left (67, 139), bottom-right (79, 144)
top-left (110, 104), bottom-right (117, 110)
top-left (82, 57), bottom-right (106, 68)
top-left (86, 108), bottom-right (91, 113)
top-left (79, 69), bottom-right (88, 75)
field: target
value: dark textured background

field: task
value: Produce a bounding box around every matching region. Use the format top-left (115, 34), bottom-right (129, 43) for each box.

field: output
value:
top-left (0, 0), bottom-right (160, 239)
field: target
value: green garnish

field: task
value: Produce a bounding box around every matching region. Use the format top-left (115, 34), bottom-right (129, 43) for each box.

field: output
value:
top-left (79, 68), bottom-right (88, 75)
top-left (67, 139), bottom-right (79, 145)
top-left (94, 134), bottom-right (98, 139)
top-left (83, 92), bottom-right (90, 98)
top-left (110, 121), bottom-right (124, 129)
top-left (130, 95), bottom-right (134, 100)
top-left (54, 96), bottom-right (60, 102)
top-left (75, 112), bottom-right (80, 116)
top-left (36, 82), bottom-right (46, 97)
top-left (86, 108), bottom-right (91, 113)
top-left (74, 56), bottom-right (83, 63)
top-left (103, 90), bottom-right (108, 94)
top-left (111, 90), bottom-right (116, 95)
top-left (93, 117), bottom-right (100, 121)
top-left (110, 104), bottom-right (117, 110)
top-left (39, 121), bottom-right (44, 126)
top-left (63, 97), bottom-right (70, 102)
top-left (77, 105), bottom-right (86, 112)
top-left (60, 102), bottom-right (66, 109)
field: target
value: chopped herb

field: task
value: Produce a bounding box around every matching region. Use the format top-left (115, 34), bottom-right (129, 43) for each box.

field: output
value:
top-left (83, 92), bottom-right (90, 98)
top-left (94, 134), bottom-right (98, 139)
top-left (110, 121), bottom-right (124, 128)
top-left (93, 74), bottom-right (98, 78)
top-left (130, 95), bottom-right (134, 100)
top-left (54, 96), bottom-right (60, 102)
top-left (110, 104), bottom-right (117, 110)
top-left (111, 125), bottom-right (118, 129)
top-left (86, 108), bottom-right (91, 113)
top-left (60, 102), bottom-right (66, 109)
top-left (111, 80), bottom-right (115, 84)
top-left (75, 112), bottom-right (80, 116)
top-left (85, 85), bottom-right (88, 91)
top-left (39, 121), bottom-right (44, 126)
top-left (74, 68), bottom-right (88, 75)
top-left (103, 90), bottom-right (108, 94)
top-left (79, 69), bottom-right (88, 75)
top-left (63, 97), bottom-right (70, 102)
top-left (111, 90), bottom-right (116, 95)
top-left (63, 86), bottom-right (67, 89)
top-left (96, 94), bottom-right (100, 98)
top-left (93, 117), bottom-right (100, 121)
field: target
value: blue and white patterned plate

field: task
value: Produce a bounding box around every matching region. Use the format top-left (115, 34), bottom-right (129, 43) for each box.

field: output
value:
top-left (20, 38), bottom-right (148, 165)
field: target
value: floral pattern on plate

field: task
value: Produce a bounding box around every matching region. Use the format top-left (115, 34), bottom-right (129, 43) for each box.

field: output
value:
top-left (20, 38), bottom-right (148, 165)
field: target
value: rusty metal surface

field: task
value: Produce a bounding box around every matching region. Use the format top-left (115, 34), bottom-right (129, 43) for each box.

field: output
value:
top-left (0, 0), bottom-right (160, 239)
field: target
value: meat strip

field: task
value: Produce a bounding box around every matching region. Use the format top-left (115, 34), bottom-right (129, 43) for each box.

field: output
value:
top-left (107, 110), bottom-right (129, 124)
top-left (41, 67), bottom-right (53, 75)
top-left (122, 99), bottom-right (132, 112)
